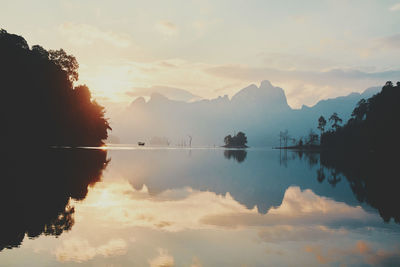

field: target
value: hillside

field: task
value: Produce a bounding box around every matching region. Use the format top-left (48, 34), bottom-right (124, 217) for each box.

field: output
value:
top-left (112, 81), bottom-right (380, 146)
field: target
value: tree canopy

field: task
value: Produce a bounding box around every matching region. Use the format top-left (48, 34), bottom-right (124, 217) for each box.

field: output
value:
top-left (320, 81), bottom-right (400, 151)
top-left (1, 29), bottom-right (110, 147)
top-left (224, 131), bottom-right (248, 147)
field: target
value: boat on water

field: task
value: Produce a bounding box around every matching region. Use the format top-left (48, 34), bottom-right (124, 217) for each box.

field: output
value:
top-left (138, 142), bottom-right (145, 146)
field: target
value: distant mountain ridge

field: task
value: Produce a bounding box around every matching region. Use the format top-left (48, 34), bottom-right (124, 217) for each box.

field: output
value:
top-left (113, 81), bottom-right (380, 146)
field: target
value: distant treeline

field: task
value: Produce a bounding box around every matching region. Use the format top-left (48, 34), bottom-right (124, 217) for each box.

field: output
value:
top-left (278, 81), bottom-right (399, 152)
top-left (320, 81), bottom-right (400, 152)
top-left (0, 29), bottom-right (110, 147)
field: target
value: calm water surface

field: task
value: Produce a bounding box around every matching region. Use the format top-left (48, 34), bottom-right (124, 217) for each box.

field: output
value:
top-left (1, 147), bottom-right (399, 266)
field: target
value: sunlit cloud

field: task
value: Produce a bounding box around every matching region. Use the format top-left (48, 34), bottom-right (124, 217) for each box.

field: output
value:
top-left (389, 3), bottom-right (400, 11)
top-left (55, 238), bottom-right (128, 262)
top-left (148, 248), bottom-right (175, 267)
top-left (190, 256), bottom-right (203, 267)
top-left (258, 225), bottom-right (347, 243)
top-left (59, 22), bottom-right (133, 47)
top-left (201, 186), bottom-right (376, 228)
top-left (74, 180), bottom-right (378, 235)
top-left (305, 240), bottom-right (400, 266)
top-left (155, 20), bottom-right (178, 36)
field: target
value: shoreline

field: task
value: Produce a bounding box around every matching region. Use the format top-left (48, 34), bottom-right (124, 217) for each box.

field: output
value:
top-left (273, 145), bottom-right (321, 151)
top-left (222, 145), bottom-right (249, 149)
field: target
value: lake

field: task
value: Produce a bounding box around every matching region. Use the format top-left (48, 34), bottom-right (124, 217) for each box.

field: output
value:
top-left (1, 147), bottom-right (399, 266)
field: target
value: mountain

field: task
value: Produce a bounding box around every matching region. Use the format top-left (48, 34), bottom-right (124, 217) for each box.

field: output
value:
top-left (127, 85), bottom-right (202, 102)
top-left (112, 81), bottom-right (380, 146)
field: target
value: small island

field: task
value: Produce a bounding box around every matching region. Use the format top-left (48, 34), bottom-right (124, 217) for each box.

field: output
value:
top-left (223, 132), bottom-right (248, 148)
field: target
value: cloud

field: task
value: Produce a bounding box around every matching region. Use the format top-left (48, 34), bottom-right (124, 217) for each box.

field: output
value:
top-left (78, 181), bottom-right (379, 235)
top-left (155, 20), bottom-right (178, 36)
top-left (389, 3), bottom-right (400, 11)
top-left (127, 85), bottom-right (202, 102)
top-left (258, 225), bottom-right (347, 243)
top-left (78, 180), bottom-right (250, 232)
top-left (55, 238), bottom-right (128, 262)
top-left (59, 22), bottom-right (132, 47)
top-left (200, 186), bottom-right (377, 228)
top-left (190, 257), bottom-right (203, 267)
top-left (377, 33), bottom-right (400, 50)
top-left (305, 240), bottom-right (400, 266)
top-left (205, 65), bottom-right (400, 87)
top-left (148, 248), bottom-right (175, 267)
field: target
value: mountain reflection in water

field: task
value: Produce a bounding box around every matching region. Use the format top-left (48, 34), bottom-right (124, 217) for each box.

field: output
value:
top-left (1, 147), bottom-right (399, 266)
top-left (280, 149), bottom-right (400, 223)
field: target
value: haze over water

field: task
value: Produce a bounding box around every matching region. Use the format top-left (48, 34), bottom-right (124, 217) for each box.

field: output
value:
top-left (1, 147), bottom-right (399, 266)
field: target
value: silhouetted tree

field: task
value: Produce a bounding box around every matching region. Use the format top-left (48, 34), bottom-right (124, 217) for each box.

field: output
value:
top-left (317, 116), bottom-right (327, 137)
top-left (223, 149), bottom-right (247, 163)
top-left (224, 135), bottom-right (233, 146)
top-left (236, 132), bottom-right (247, 146)
top-left (297, 138), bottom-right (303, 147)
top-left (329, 112), bottom-right (342, 131)
top-left (224, 132), bottom-right (248, 147)
top-left (306, 129), bottom-right (319, 146)
top-left (278, 130), bottom-right (290, 148)
top-left (317, 168), bottom-right (326, 183)
top-left (49, 48), bottom-right (79, 82)
top-left (351, 99), bottom-right (368, 121)
top-left (321, 81), bottom-right (400, 151)
top-left (0, 29), bottom-right (111, 147)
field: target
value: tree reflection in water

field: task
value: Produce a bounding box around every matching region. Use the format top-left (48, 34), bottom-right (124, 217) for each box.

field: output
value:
top-left (283, 149), bottom-right (400, 223)
top-left (223, 149), bottom-right (247, 163)
top-left (0, 148), bottom-right (108, 251)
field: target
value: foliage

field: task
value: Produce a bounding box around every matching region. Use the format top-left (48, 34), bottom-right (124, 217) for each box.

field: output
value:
top-left (320, 81), bottom-right (400, 151)
top-left (0, 29), bottom-right (110, 146)
top-left (317, 116), bottom-right (327, 135)
top-left (306, 129), bottom-right (319, 146)
top-left (328, 112), bottom-right (342, 131)
top-left (224, 131), bottom-right (248, 147)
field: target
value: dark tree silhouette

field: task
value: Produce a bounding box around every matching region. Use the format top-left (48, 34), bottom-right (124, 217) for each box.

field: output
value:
top-left (223, 131), bottom-right (248, 147)
top-left (321, 81), bottom-right (400, 152)
top-left (317, 116), bottom-right (327, 137)
top-left (224, 135), bottom-right (233, 146)
top-left (328, 112), bottom-right (342, 131)
top-left (319, 149), bottom-right (400, 223)
top-left (317, 168), bottom-right (326, 183)
top-left (306, 129), bottom-right (319, 146)
top-left (351, 99), bottom-right (368, 121)
top-left (223, 149), bottom-right (247, 163)
top-left (0, 148), bottom-right (109, 251)
top-left (0, 29), bottom-right (111, 147)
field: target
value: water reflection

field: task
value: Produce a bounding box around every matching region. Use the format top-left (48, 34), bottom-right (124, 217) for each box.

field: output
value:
top-left (0, 148), bottom-right (108, 251)
top-left (1, 148), bottom-right (400, 266)
top-left (223, 149), bottom-right (247, 163)
top-left (283, 149), bottom-right (400, 223)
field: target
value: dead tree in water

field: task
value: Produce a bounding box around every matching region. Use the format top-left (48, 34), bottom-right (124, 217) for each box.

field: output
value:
top-left (188, 135), bottom-right (192, 147)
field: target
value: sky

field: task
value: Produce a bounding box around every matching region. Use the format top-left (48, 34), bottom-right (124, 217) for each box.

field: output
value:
top-left (1, 0), bottom-right (400, 108)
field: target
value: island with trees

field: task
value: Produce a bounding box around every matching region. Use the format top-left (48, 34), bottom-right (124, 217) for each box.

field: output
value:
top-left (223, 132), bottom-right (248, 148)
top-left (1, 29), bottom-right (111, 148)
